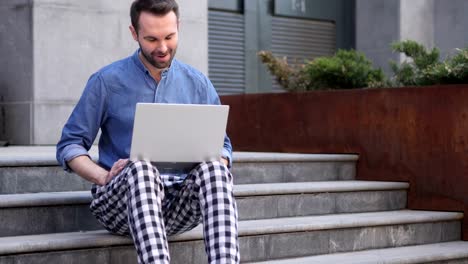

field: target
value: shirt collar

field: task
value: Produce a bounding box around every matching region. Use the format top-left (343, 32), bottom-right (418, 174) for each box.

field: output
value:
top-left (131, 49), bottom-right (177, 78)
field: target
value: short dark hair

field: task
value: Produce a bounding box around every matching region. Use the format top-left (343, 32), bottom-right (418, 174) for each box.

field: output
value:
top-left (130, 0), bottom-right (179, 33)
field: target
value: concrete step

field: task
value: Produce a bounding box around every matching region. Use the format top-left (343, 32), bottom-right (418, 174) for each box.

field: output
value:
top-left (0, 210), bottom-right (462, 263)
top-left (231, 152), bottom-right (357, 184)
top-left (0, 181), bottom-right (408, 236)
top-left (0, 146), bottom-right (358, 194)
top-left (247, 241), bottom-right (468, 264)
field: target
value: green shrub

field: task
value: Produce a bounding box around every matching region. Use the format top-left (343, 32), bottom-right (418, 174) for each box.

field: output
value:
top-left (390, 40), bottom-right (468, 86)
top-left (258, 49), bottom-right (386, 91)
top-left (304, 50), bottom-right (386, 90)
top-left (257, 51), bottom-right (310, 92)
top-left (258, 40), bottom-right (467, 91)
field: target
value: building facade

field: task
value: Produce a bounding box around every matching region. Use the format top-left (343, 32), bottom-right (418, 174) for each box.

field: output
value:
top-left (0, 0), bottom-right (467, 144)
top-left (208, 0), bottom-right (355, 94)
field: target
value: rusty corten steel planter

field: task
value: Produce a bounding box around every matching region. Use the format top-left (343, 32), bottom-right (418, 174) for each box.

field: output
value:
top-left (221, 84), bottom-right (468, 240)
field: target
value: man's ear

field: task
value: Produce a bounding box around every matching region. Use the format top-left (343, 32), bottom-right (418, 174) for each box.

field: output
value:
top-left (129, 25), bottom-right (138, 41)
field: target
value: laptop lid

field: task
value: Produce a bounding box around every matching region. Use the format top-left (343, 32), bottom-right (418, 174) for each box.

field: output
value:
top-left (130, 103), bottom-right (229, 173)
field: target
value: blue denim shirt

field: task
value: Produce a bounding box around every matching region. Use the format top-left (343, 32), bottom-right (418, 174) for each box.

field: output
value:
top-left (56, 50), bottom-right (232, 172)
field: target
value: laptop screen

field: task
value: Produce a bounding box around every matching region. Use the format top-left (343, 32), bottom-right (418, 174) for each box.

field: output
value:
top-left (130, 103), bottom-right (229, 172)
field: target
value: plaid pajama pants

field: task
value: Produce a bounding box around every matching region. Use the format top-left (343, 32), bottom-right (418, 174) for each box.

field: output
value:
top-left (90, 160), bottom-right (240, 264)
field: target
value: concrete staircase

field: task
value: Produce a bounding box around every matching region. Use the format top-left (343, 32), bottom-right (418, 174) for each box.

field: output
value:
top-left (0, 147), bottom-right (467, 263)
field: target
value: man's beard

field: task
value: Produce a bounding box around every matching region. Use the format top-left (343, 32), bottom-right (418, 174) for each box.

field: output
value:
top-left (139, 44), bottom-right (177, 69)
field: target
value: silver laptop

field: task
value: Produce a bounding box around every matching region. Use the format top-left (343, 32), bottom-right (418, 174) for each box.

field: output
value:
top-left (130, 103), bottom-right (229, 173)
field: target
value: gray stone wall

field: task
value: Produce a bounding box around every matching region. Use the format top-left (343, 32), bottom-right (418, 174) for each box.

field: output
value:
top-left (355, 0), bottom-right (401, 74)
top-left (356, 0), bottom-right (468, 75)
top-left (400, 0), bottom-right (435, 48)
top-left (32, 0), bottom-right (136, 145)
top-left (0, 0), bottom-right (34, 144)
top-left (434, 0), bottom-right (468, 58)
top-left (2, 0), bottom-right (466, 145)
top-left (0, 0), bottom-right (208, 145)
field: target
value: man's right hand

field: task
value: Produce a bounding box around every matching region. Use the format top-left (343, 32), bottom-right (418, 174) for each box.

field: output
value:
top-left (106, 159), bottom-right (129, 184)
top-left (68, 156), bottom-right (128, 186)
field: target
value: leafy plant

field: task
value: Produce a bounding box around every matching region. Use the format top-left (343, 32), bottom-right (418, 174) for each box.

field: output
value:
top-left (390, 40), bottom-right (468, 86)
top-left (303, 50), bottom-right (386, 90)
top-left (258, 49), bottom-right (386, 91)
top-left (257, 51), bottom-right (310, 92)
top-left (259, 40), bottom-right (467, 91)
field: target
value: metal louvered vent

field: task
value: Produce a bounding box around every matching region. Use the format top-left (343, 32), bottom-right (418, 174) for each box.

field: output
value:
top-left (208, 10), bottom-right (245, 95)
top-left (271, 16), bottom-right (336, 91)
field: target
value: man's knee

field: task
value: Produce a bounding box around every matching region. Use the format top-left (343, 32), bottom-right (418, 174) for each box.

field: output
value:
top-left (196, 160), bottom-right (231, 184)
top-left (127, 160), bottom-right (161, 181)
top-left (125, 160), bottom-right (165, 201)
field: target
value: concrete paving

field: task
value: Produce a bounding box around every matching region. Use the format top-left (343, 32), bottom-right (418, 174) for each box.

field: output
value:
top-left (0, 181), bottom-right (408, 208)
top-left (248, 241), bottom-right (468, 264)
top-left (1, 146), bottom-right (465, 263)
top-left (0, 210), bottom-right (463, 255)
top-left (0, 146), bottom-right (97, 166)
top-left (0, 146), bottom-right (358, 166)
top-left (235, 181), bottom-right (408, 195)
top-left (0, 181), bottom-right (409, 236)
top-left (0, 146), bottom-right (359, 193)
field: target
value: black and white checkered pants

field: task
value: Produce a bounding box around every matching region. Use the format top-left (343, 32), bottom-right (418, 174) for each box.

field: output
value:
top-left (90, 160), bottom-right (239, 264)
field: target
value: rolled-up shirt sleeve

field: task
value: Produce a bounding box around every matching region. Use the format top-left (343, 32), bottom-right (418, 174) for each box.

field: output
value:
top-left (59, 144), bottom-right (90, 171)
top-left (56, 73), bottom-right (107, 172)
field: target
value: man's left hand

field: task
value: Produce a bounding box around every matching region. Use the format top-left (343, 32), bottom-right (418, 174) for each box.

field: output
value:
top-left (221, 157), bottom-right (229, 167)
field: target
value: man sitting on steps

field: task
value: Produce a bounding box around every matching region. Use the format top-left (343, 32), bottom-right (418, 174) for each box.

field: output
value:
top-left (56, 0), bottom-right (239, 263)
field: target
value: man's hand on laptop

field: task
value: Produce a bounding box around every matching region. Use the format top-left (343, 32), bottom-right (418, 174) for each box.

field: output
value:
top-left (106, 159), bottom-right (129, 184)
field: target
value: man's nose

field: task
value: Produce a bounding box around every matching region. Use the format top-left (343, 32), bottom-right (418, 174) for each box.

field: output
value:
top-left (156, 42), bottom-right (168, 53)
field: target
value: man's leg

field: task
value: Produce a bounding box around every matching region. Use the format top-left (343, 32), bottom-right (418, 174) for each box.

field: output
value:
top-left (164, 161), bottom-right (240, 263)
top-left (90, 160), bottom-right (170, 264)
